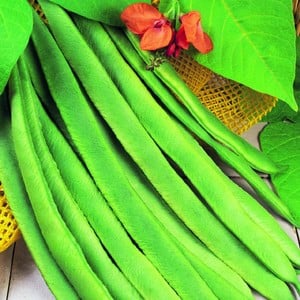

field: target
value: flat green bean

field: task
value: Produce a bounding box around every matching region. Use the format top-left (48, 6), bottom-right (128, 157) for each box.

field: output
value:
top-left (74, 19), bottom-right (299, 288)
top-left (0, 90), bottom-right (79, 300)
top-left (49, 9), bottom-right (297, 298)
top-left (37, 97), bottom-right (181, 300)
top-left (32, 4), bottom-right (216, 298)
top-left (26, 25), bottom-right (178, 300)
top-left (106, 25), bottom-right (297, 227)
top-left (21, 55), bottom-right (140, 300)
top-left (10, 61), bottom-right (112, 300)
top-left (125, 30), bottom-right (280, 175)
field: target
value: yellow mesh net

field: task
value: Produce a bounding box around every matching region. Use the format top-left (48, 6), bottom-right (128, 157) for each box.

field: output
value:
top-left (0, 182), bottom-right (20, 252)
top-left (170, 53), bottom-right (277, 135)
top-left (294, 0), bottom-right (300, 35)
top-left (28, 0), bottom-right (48, 23)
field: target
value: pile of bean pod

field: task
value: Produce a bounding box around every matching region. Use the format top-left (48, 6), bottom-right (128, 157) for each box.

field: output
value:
top-left (0, 1), bottom-right (299, 299)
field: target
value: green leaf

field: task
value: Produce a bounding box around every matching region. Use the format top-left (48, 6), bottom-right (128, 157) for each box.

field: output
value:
top-left (0, 0), bottom-right (32, 94)
top-left (48, 0), bottom-right (149, 26)
top-left (180, 0), bottom-right (297, 110)
top-left (263, 37), bottom-right (300, 122)
top-left (260, 121), bottom-right (300, 224)
top-left (262, 100), bottom-right (297, 123)
top-left (260, 34), bottom-right (300, 223)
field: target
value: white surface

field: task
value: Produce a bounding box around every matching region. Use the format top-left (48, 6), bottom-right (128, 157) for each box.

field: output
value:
top-left (0, 246), bottom-right (13, 300)
top-left (6, 239), bottom-right (54, 300)
top-left (0, 124), bottom-right (299, 299)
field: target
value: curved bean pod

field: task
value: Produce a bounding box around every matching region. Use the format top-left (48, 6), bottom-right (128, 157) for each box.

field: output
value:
top-left (37, 97), bottom-right (182, 300)
top-left (72, 18), bottom-right (300, 289)
top-left (24, 36), bottom-right (179, 300)
top-left (125, 30), bottom-right (280, 175)
top-left (0, 90), bottom-right (79, 300)
top-left (10, 61), bottom-right (112, 300)
top-left (100, 122), bottom-right (255, 300)
top-left (105, 25), bottom-right (297, 227)
top-left (40, 6), bottom-right (297, 298)
top-left (20, 55), bottom-right (141, 300)
top-left (32, 6), bottom-right (217, 299)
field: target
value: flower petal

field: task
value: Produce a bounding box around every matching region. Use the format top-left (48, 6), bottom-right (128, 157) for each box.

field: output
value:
top-left (180, 11), bottom-right (213, 54)
top-left (180, 11), bottom-right (201, 42)
top-left (121, 3), bottom-right (164, 34)
top-left (176, 26), bottom-right (189, 50)
top-left (166, 42), bottom-right (177, 57)
top-left (140, 24), bottom-right (173, 50)
top-left (192, 29), bottom-right (213, 53)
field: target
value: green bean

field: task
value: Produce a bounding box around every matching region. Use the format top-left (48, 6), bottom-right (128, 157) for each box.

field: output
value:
top-left (195, 129), bottom-right (295, 224)
top-left (102, 122), bottom-right (255, 300)
top-left (173, 114), bottom-right (300, 268)
top-left (105, 22), bottom-right (300, 265)
top-left (23, 42), bottom-right (49, 101)
top-left (36, 93), bottom-right (181, 300)
top-left (162, 112), bottom-right (300, 269)
top-left (105, 25), bottom-right (297, 227)
top-left (125, 30), bottom-right (280, 175)
top-left (105, 25), bottom-right (300, 272)
top-left (20, 55), bottom-right (141, 300)
top-left (73, 18), bottom-right (300, 289)
top-left (42, 7), bottom-right (298, 298)
top-left (110, 135), bottom-right (297, 300)
top-left (23, 42), bottom-right (62, 122)
top-left (32, 5), bottom-right (217, 299)
top-left (23, 41), bottom-right (73, 143)
top-left (0, 90), bottom-right (79, 300)
top-left (10, 60), bottom-right (112, 300)
top-left (26, 24), bottom-right (178, 300)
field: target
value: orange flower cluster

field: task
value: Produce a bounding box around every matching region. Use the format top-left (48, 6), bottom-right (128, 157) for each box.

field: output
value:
top-left (121, 3), bottom-right (213, 58)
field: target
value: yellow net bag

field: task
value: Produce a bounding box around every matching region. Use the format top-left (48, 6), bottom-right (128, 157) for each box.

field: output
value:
top-left (0, 182), bottom-right (20, 252)
top-left (170, 0), bottom-right (300, 134)
top-left (28, 0), bottom-right (48, 23)
top-left (170, 53), bottom-right (277, 135)
top-left (294, 0), bottom-right (300, 35)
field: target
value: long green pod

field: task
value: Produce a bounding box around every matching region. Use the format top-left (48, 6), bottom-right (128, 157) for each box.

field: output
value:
top-left (105, 25), bottom-right (297, 227)
top-left (40, 88), bottom-right (289, 300)
top-left (109, 129), bottom-right (297, 300)
top-left (36, 93), bottom-right (181, 300)
top-left (102, 124), bottom-right (256, 300)
top-left (41, 6), bottom-right (296, 296)
top-left (124, 30), bottom-right (280, 175)
top-left (72, 17), bottom-right (300, 288)
top-left (32, 6), bottom-right (217, 299)
top-left (44, 10), bottom-right (294, 298)
top-left (105, 26), bottom-right (300, 270)
top-left (10, 62), bottom-right (112, 300)
top-left (0, 91), bottom-right (79, 300)
top-left (24, 28), bottom-right (179, 300)
top-left (20, 56), bottom-right (140, 300)
top-left (23, 42), bottom-right (74, 144)
top-left (23, 42), bottom-right (49, 101)
top-left (175, 112), bottom-right (300, 268)
top-left (191, 127), bottom-right (295, 224)
top-left (103, 22), bottom-right (300, 268)
top-left (23, 42), bottom-right (63, 124)
top-left (167, 114), bottom-right (300, 269)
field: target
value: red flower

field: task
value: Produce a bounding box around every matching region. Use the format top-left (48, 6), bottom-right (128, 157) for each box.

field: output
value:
top-left (166, 11), bottom-right (213, 57)
top-left (121, 3), bottom-right (173, 51)
top-left (179, 11), bottom-right (213, 54)
top-left (121, 4), bottom-right (213, 58)
top-left (166, 29), bottom-right (189, 58)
